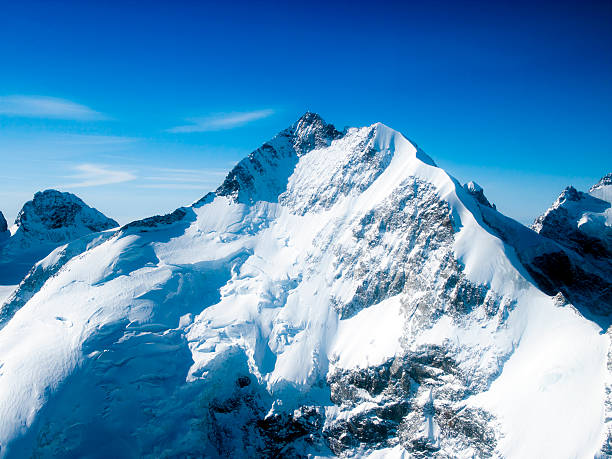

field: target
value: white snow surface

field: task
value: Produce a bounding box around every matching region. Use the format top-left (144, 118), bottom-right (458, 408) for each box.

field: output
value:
top-left (0, 286), bottom-right (15, 305)
top-left (0, 120), bottom-right (608, 457)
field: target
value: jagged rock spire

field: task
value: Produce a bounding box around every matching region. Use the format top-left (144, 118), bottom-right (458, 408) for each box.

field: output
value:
top-left (287, 112), bottom-right (342, 156)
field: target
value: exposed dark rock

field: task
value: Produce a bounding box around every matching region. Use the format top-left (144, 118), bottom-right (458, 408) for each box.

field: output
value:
top-left (15, 189), bottom-right (118, 235)
top-left (326, 346), bottom-right (497, 456)
top-left (215, 112), bottom-right (343, 204)
top-left (122, 208), bottom-right (188, 231)
top-left (0, 211), bottom-right (7, 233)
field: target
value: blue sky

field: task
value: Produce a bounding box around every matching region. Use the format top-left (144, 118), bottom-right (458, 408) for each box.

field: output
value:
top-left (0, 0), bottom-right (610, 225)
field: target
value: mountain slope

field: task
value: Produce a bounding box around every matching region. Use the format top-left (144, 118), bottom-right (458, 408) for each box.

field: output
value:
top-left (0, 190), bottom-right (118, 285)
top-left (0, 114), bottom-right (608, 458)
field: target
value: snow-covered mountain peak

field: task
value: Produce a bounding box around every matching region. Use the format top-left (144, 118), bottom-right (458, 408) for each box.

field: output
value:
top-left (520, 177), bottom-right (612, 318)
top-left (559, 185), bottom-right (581, 202)
top-left (208, 113), bottom-right (343, 204)
top-left (590, 172), bottom-right (612, 203)
top-left (13, 189), bottom-right (118, 245)
top-left (0, 117), bottom-right (610, 458)
top-left (290, 111), bottom-right (343, 155)
top-left (532, 183), bottom-right (611, 239)
top-left (591, 172), bottom-right (612, 191)
top-left (0, 190), bottom-right (119, 285)
top-left (202, 115), bottom-right (434, 210)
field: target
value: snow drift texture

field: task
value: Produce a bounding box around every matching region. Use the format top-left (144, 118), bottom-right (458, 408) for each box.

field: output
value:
top-left (0, 113), bottom-right (610, 458)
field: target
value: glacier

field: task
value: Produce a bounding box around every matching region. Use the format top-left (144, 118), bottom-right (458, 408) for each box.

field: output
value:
top-left (0, 113), bottom-right (609, 458)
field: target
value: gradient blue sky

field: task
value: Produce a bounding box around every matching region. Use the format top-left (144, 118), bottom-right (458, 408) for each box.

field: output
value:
top-left (0, 0), bottom-right (610, 224)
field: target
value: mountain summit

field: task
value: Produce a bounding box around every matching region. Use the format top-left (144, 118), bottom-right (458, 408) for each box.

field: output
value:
top-left (212, 111), bottom-right (343, 204)
top-left (13, 189), bottom-right (118, 245)
top-left (0, 190), bottom-right (118, 285)
top-left (0, 115), bottom-right (609, 458)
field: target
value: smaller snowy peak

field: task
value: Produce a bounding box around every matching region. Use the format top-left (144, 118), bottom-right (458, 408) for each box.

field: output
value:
top-left (16, 189), bottom-right (118, 232)
top-left (532, 182), bottom-right (611, 267)
top-left (12, 189), bottom-right (118, 247)
top-left (532, 185), bottom-right (609, 233)
top-left (519, 181), bottom-right (612, 317)
top-left (0, 190), bottom-right (119, 285)
top-left (589, 172), bottom-right (612, 203)
top-left (591, 173), bottom-right (612, 191)
top-left (463, 181), bottom-right (495, 209)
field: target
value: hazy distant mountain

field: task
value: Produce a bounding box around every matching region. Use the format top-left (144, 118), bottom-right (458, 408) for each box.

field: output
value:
top-left (0, 114), bottom-right (609, 458)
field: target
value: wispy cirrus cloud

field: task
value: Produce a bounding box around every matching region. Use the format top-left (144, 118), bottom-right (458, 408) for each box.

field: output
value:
top-left (167, 109), bottom-right (274, 133)
top-left (137, 167), bottom-right (228, 191)
top-left (0, 95), bottom-right (107, 120)
top-left (50, 134), bottom-right (135, 145)
top-left (62, 164), bottom-right (136, 188)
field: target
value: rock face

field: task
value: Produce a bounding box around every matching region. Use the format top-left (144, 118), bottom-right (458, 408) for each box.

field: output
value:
top-left (212, 111), bottom-right (343, 204)
top-left (0, 190), bottom-right (118, 285)
top-left (0, 114), bottom-right (609, 458)
top-left (0, 212), bottom-right (7, 234)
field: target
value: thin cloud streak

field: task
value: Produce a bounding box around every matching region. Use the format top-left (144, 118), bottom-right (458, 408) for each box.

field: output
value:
top-left (0, 95), bottom-right (107, 120)
top-left (62, 164), bottom-right (136, 188)
top-left (51, 134), bottom-right (136, 145)
top-left (143, 169), bottom-right (227, 182)
top-left (152, 167), bottom-right (228, 175)
top-left (140, 167), bottom-right (229, 191)
top-left (136, 183), bottom-right (218, 190)
top-left (168, 109), bottom-right (274, 133)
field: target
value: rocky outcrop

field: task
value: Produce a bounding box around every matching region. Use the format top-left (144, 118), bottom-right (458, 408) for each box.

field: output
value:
top-left (215, 112), bottom-right (343, 204)
top-left (463, 181), bottom-right (495, 209)
top-left (326, 347), bottom-right (497, 457)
